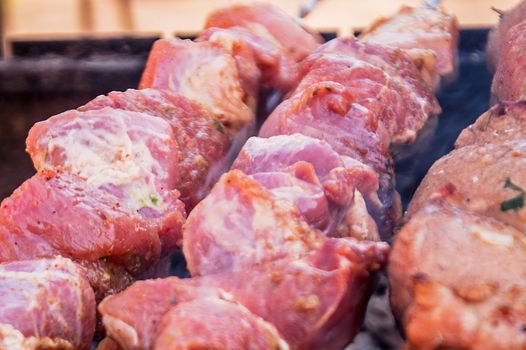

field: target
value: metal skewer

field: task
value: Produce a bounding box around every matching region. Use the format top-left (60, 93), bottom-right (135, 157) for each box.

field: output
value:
top-left (424, 0), bottom-right (442, 8)
top-left (299, 0), bottom-right (320, 18)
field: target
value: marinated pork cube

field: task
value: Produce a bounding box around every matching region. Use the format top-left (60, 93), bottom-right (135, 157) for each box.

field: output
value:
top-left (0, 257), bottom-right (96, 350)
top-left (204, 2), bottom-right (323, 62)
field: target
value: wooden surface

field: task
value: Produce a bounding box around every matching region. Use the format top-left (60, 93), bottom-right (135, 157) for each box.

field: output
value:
top-left (1, 0), bottom-right (521, 55)
top-left (305, 0), bottom-right (519, 35)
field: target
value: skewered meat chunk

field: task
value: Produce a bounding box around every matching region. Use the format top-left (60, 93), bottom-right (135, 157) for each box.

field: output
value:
top-left (139, 38), bottom-right (254, 137)
top-left (0, 257), bottom-right (96, 350)
top-left (99, 281), bottom-right (286, 350)
top-left (455, 101), bottom-right (526, 148)
top-left (79, 89), bottom-right (231, 210)
top-left (486, 0), bottom-right (526, 71)
top-left (183, 169), bottom-right (324, 276)
top-left (0, 170), bottom-right (174, 274)
top-left (297, 37), bottom-right (441, 144)
top-left (250, 165), bottom-right (335, 232)
top-left (491, 21), bottom-right (526, 103)
top-left (360, 5), bottom-right (459, 84)
top-left (232, 134), bottom-right (380, 239)
top-left (260, 81), bottom-right (391, 185)
top-left (197, 26), bottom-right (299, 107)
top-left (204, 2), bottom-right (323, 62)
top-left (25, 107), bottom-right (186, 251)
top-left (195, 238), bottom-right (388, 350)
top-left (27, 108), bottom-right (179, 213)
top-left (390, 187), bottom-right (526, 350)
top-left (153, 299), bottom-right (286, 350)
top-left (259, 81), bottom-right (400, 239)
top-left (409, 140), bottom-right (526, 234)
top-left (0, 324), bottom-right (73, 350)
top-left (0, 220), bottom-right (133, 304)
top-left (98, 238), bottom-right (388, 350)
top-left (99, 282), bottom-right (231, 350)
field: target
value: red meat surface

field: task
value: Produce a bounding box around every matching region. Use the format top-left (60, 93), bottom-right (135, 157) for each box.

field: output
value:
top-left (80, 89), bottom-right (231, 210)
top-left (198, 26), bottom-right (298, 108)
top-left (0, 257), bottom-right (96, 350)
top-left (232, 134), bottom-right (380, 239)
top-left (139, 38), bottom-right (254, 137)
top-left (204, 2), bottom-right (323, 62)
top-left (183, 170), bottom-right (323, 276)
top-left (99, 238), bottom-right (388, 350)
top-left (0, 170), bottom-right (170, 274)
top-left (297, 37), bottom-right (441, 144)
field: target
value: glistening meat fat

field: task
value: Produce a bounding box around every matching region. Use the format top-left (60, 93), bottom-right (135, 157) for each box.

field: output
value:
top-left (26, 107), bottom-right (187, 251)
top-left (79, 88), bottom-right (231, 210)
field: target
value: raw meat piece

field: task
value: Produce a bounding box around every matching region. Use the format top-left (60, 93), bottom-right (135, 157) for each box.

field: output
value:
top-left (409, 140), bottom-right (526, 234)
top-left (0, 170), bottom-right (166, 274)
top-left (27, 107), bottom-right (179, 213)
top-left (455, 101), bottom-right (526, 148)
top-left (99, 238), bottom-right (388, 350)
top-left (153, 299), bottom-right (286, 350)
top-left (360, 5), bottom-right (459, 83)
top-left (0, 324), bottom-right (74, 350)
top-left (391, 187), bottom-right (526, 349)
top-left (195, 238), bottom-right (389, 350)
top-left (0, 257), bottom-right (96, 350)
top-left (232, 134), bottom-right (380, 239)
top-left (80, 89), bottom-right (230, 210)
top-left (204, 2), bottom-right (323, 62)
top-left (139, 38), bottom-right (254, 137)
top-left (26, 107), bottom-right (186, 251)
top-left (182, 169), bottom-right (323, 276)
top-left (491, 21), bottom-right (526, 103)
top-left (486, 0), bottom-right (526, 71)
top-left (99, 281), bottom-right (235, 350)
top-left (298, 37), bottom-right (441, 144)
top-left (259, 81), bottom-right (401, 238)
top-left (197, 26), bottom-right (298, 108)
top-left (0, 216), bottom-right (134, 303)
top-left (260, 82), bottom-right (391, 180)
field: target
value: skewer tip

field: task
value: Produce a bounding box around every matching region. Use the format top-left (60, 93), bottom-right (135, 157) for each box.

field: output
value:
top-left (423, 0), bottom-right (442, 8)
top-left (491, 6), bottom-right (505, 18)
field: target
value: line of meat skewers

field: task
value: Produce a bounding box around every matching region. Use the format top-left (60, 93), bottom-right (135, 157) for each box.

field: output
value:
top-left (0, 2), bottom-right (459, 350)
top-left (389, 1), bottom-right (526, 349)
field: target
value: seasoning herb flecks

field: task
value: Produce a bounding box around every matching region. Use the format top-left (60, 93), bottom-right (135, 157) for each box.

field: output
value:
top-left (501, 178), bottom-right (525, 211)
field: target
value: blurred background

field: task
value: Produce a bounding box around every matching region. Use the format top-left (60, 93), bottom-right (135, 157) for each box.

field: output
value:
top-left (0, 0), bottom-right (517, 200)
